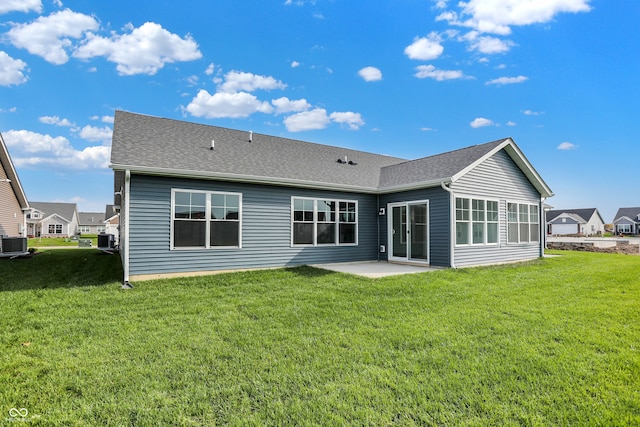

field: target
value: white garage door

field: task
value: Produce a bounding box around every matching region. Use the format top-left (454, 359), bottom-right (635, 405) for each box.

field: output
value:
top-left (552, 223), bottom-right (579, 235)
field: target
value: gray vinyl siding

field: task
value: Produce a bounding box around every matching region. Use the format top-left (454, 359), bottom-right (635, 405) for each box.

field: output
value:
top-left (450, 150), bottom-right (542, 267)
top-left (378, 187), bottom-right (450, 267)
top-left (127, 174), bottom-right (379, 277)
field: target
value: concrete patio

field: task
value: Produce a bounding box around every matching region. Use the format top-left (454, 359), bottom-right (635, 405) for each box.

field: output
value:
top-left (314, 261), bottom-right (443, 278)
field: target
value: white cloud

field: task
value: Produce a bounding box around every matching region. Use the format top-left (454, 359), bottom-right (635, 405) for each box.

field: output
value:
top-left (291, 61), bottom-right (300, 68)
top-left (486, 75), bottom-right (528, 85)
top-left (507, 121), bottom-right (516, 126)
top-left (272, 97), bottom-right (311, 115)
top-left (283, 109), bottom-right (365, 132)
top-left (470, 117), bottom-right (494, 128)
top-left (414, 64), bottom-right (466, 81)
top-left (101, 115), bottom-right (114, 124)
top-left (438, 0), bottom-right (592, 35)
top-left (404, 33), bottom-right (444, 60)
top-left (522, 109), bottom-right (543, 115)
top-left (2, 129), bottom-right (110, 169)
top-left (0, 0), bottom-right (42, 14)
top-left (358, 66), bottom-right (382, 82)
top-left (557, 141), bottom-right (577, 150)
top-left (421, 127), bottom-right (435, 131)
top-left (74, 22), bottom-right (202, 75)
top-left (7, 10), bottom-right (99, 65)
top-left (464, 31), bottom-right (515, 55)
top-left (219, 71), bottom-right (287, 93)
top-left (78, 125), bottom-right (112, 143)
top-left (0, 51), bottom-right (28, 86)
top-left (205, 63), bottom-right (215, 75)
top-left (39, 116), bottom-right (74, 126)
top-left (284, 109), bottom-right (331, 132)
top-left (329, 112), bottom-right (365, 130)
top-left (185, 89), bottom-right (274, 119)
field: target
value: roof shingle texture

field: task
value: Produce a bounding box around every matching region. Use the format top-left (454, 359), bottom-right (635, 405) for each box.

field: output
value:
top-left (111, 111), bottom-right (509, 192)
top-left (29, 202), bottom-right (77, 222)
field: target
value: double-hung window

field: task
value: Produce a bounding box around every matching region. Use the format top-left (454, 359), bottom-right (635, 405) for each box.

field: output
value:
top-left (507, 202), bottom-right (539, 243)
top-left (48, 224), bottom-right (63, 234)
top-left (292, 197), bottom-right (357, 246)
top-left (456, 197), bottom-right (498, 245)
top-left (172, 189), bottom-right (241, 249)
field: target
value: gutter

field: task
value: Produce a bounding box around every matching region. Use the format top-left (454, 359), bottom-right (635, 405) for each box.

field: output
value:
top-left (440, 181), bottom-right (456, 268)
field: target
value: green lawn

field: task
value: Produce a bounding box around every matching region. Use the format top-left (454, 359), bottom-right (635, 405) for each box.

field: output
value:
top-left (1, 250), bottom-right (638, 426)
top-left (28, 235), bottom-right (98, 248)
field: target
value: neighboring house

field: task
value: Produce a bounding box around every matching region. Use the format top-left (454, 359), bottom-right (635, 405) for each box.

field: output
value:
top-left (0, 132), bottom-right (29, 238)
top-left (546, 208), bottom-right (605, 236)
top-left (110, 111), bottom-right (553, 283)
top-left (612, 207), bottom-right (640, 235)
top-left (104, 204), bottom-right (119, 243)
top-left (78, 212), bottom-right (107, 234)
top-left (26, 202), bottom-right (79, 238)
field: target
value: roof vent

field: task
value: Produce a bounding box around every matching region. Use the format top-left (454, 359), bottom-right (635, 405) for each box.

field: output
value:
top-left (210, 139), bottom-right (215, 150)
top-left (337, 155), bottom-right (357, 165)
top-left (249, 131), bottom-right (253, 142)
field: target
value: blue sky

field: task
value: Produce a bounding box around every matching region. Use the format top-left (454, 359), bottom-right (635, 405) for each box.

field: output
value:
top-left (1, 0), bottom-right (638, 222)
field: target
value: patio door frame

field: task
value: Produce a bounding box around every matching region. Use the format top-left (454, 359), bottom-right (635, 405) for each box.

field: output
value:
top-left (387, 200), bottom-right (430, 264)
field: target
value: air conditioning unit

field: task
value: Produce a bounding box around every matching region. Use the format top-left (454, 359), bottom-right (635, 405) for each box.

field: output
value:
top-left (1, 237), bottom-right (27, 253)
top-left (98, 234), bottom-right (116, 249)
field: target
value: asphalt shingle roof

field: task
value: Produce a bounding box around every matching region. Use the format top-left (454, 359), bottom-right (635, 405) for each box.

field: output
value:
top-left (110, 111), bottom-right (551, 196)
top-left (613, 207), bottom-right (640, 223)
top-left (78, 212), bottom-right (105, 226)
top-left (545, 208), bottom-right (599, 223)
top-left (29, 202), bottom-right (77, 222)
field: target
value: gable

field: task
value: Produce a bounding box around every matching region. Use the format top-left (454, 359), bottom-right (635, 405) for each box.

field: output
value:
top-left (0, 132), bottom-right (29, 209)
top-left (450, 149), bottom-right (541, 200)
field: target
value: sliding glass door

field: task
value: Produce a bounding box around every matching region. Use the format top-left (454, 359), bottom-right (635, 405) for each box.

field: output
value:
top-left (388, 201), bottom-right (429, 263)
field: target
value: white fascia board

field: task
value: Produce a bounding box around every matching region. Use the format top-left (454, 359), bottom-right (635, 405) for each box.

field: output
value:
top-left (110, 164), bottom-right (380, 194)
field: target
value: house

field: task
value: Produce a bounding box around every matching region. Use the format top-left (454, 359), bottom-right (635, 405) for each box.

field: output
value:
top-left (104, 204), bottom-right (119, 243)
top-left (545, 208), bottom-right (605, 236)
top-left (26, 202), bottom-right (79, 238)
top-left (78, 212), bottom-right (107, 235)
top-left (110, 111), bottom-right (553, 284)
top-left (0, 132), bottom-right (29, 238)
top-left (612, 207), bottom-right (640, 235)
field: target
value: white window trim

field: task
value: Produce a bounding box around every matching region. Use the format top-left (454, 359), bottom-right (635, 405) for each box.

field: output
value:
top-left (454, 196), bottom-right (500, 246)
top-left (507, 200), bottom-right (540, 244)
top-left (170, 188), bottom-right (242, 250)
top-left (291, 196), bottom-right (358, 247)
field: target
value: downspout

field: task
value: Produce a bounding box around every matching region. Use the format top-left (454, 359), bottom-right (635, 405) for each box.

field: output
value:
top-left (122, 170), bottom-right (133, 289)
top-left (440, 181), bottom-right (456, 268)
top-left (540, 197), bottom-right (547, 256)
top-left (376, 194), bottom-right (380, 262)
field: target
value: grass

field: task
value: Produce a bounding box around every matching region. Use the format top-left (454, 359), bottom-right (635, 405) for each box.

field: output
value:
top-left (0, 250), bottom-right (638, 426)
top-left (28, 235), bottom-right (99, 248)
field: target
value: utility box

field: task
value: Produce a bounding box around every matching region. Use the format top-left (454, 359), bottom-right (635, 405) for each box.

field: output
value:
top-left (78, 238), bottom-right (92, 248)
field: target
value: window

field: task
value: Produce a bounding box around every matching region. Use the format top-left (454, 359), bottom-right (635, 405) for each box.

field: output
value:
top-left (456, 197), bottom-right (498, 245)
top-left (172, 190), bottom-right (241, 249)
top-left (618, 224), bottom-right (631, 234)
top-left (507, 202), bottom-right (539, 243)
top-left (292, 197), bottom-right (357, 246)
top-left (48, 224), bottom-right (63, 234)
top-left (455, 198), bottom-right (469, 244)
top-left (79, 226), bottom-right (90, 233)
top-left (97, 226), bottom-right (106, 233)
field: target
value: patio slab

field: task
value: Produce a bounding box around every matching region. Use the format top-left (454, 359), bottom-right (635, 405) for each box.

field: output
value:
top-left (314, 261), bottom-right (443, 278)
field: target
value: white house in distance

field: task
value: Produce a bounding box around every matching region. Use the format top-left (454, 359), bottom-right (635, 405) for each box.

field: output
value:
top-left (78, 212), bottom-right (107, 235)
top-left (545, 208), bottom-right (605, 236)
top-left (612, 207), bottom-right (640, 236)
top-left (26, 202), bottom-right (79, 238)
